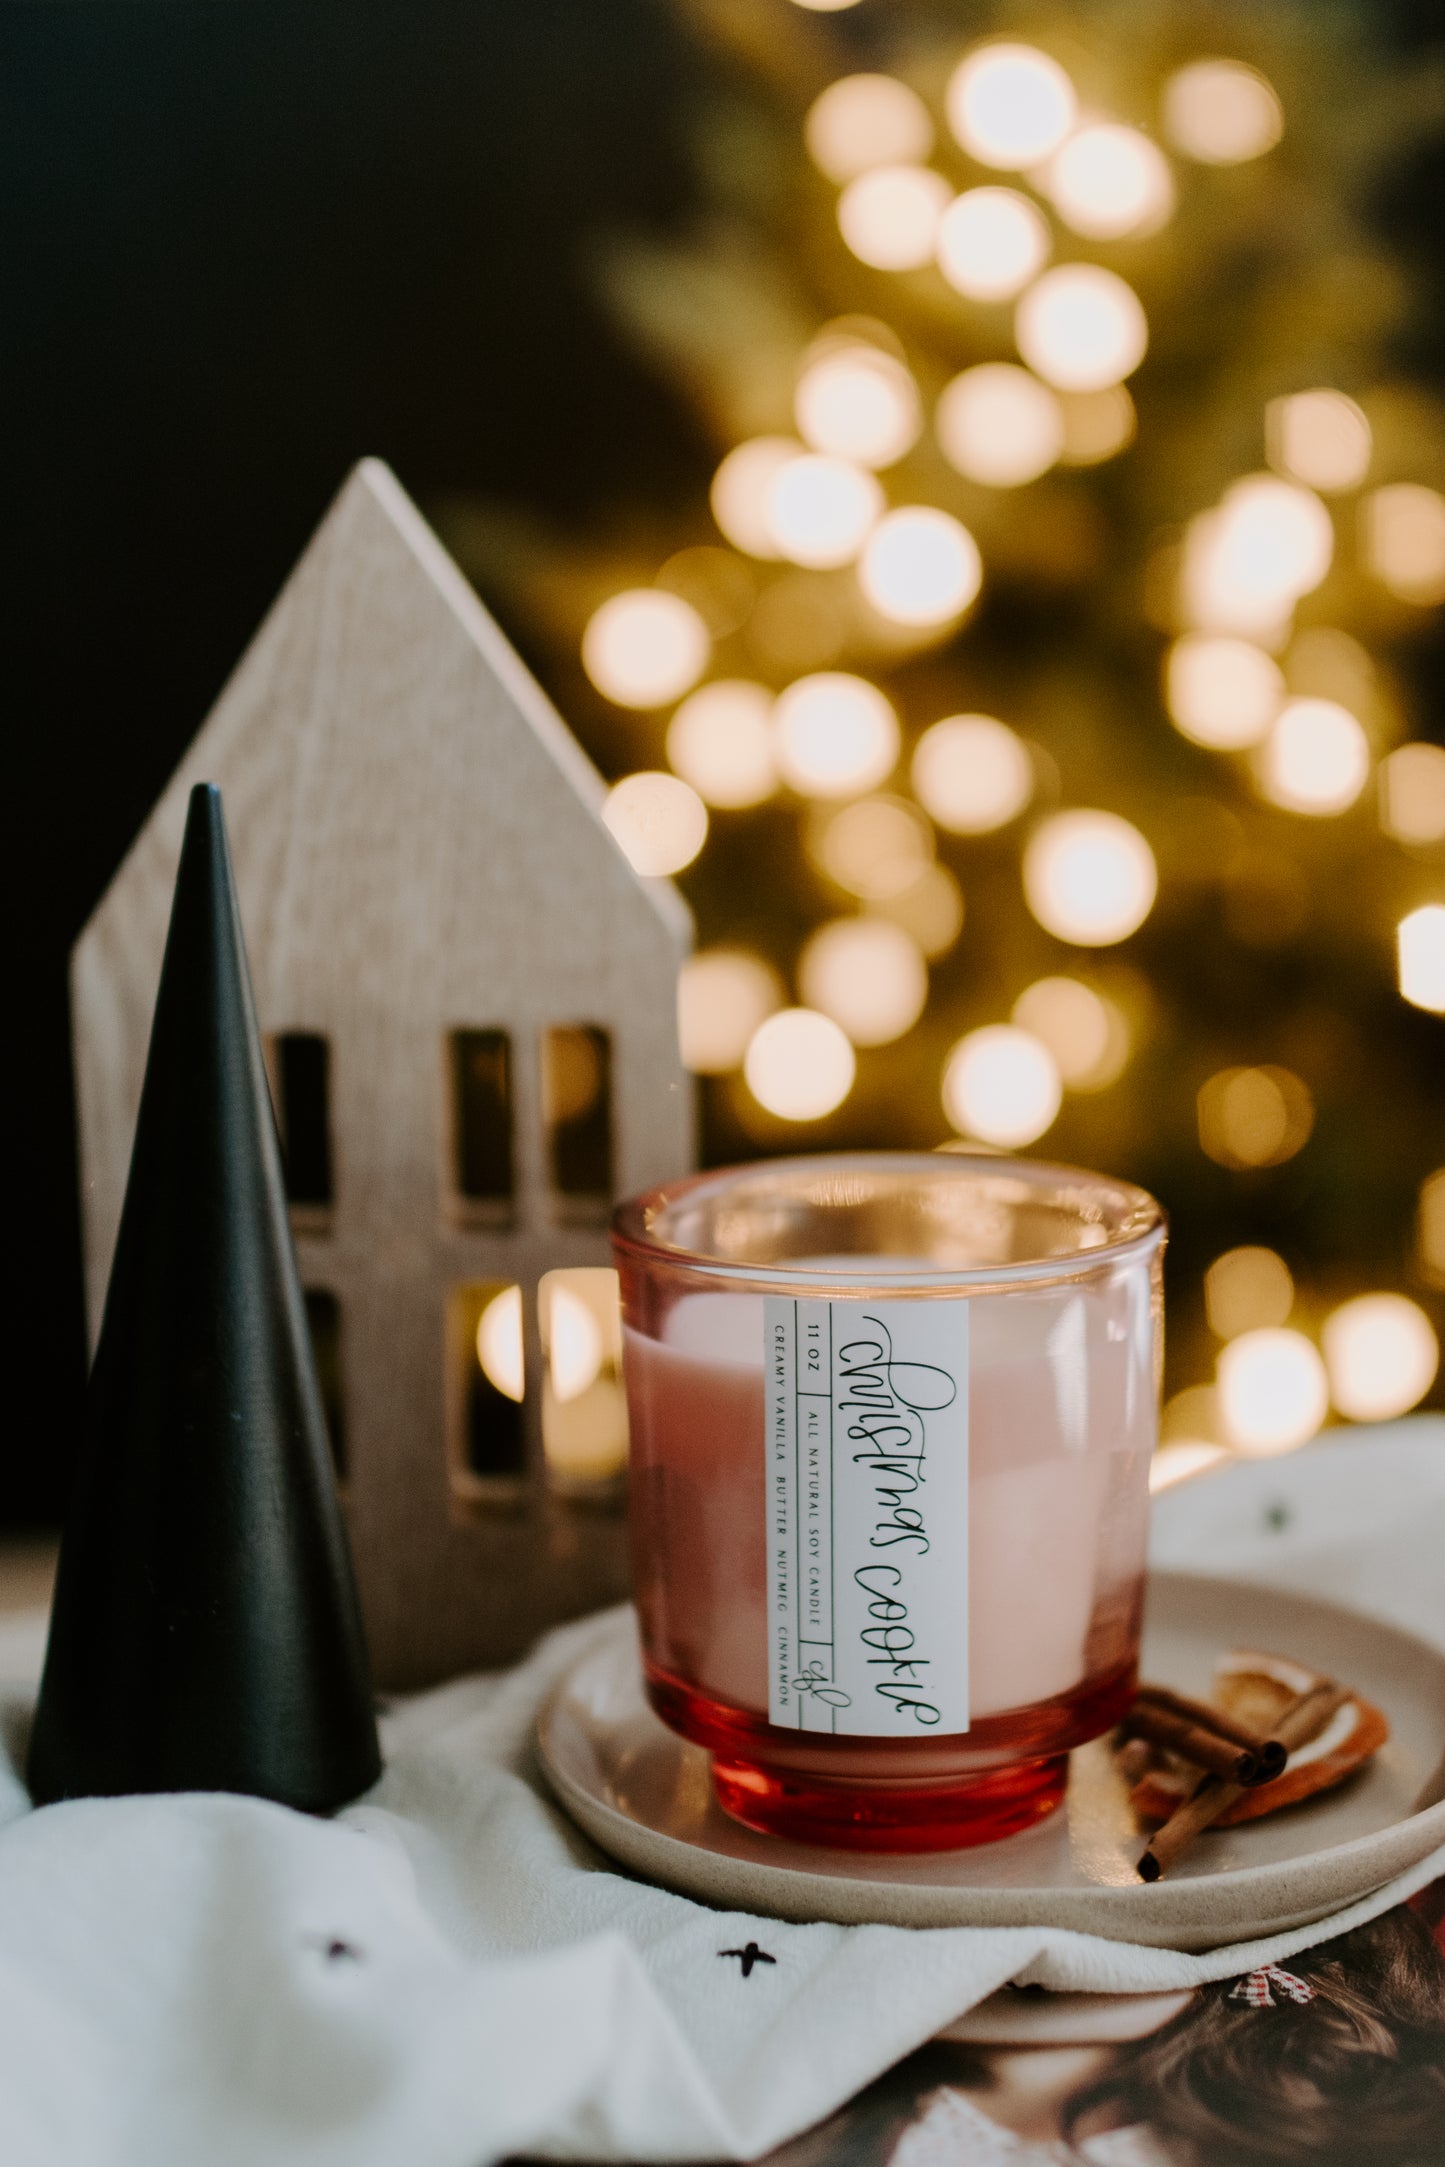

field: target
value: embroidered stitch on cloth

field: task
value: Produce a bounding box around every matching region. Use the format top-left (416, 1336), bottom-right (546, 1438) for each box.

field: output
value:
top-left (1228, 1964), bottom-right (1317, 2008)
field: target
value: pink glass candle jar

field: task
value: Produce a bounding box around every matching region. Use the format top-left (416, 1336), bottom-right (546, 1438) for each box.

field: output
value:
top-left (612, 1153), bottom-right (1165, 1852)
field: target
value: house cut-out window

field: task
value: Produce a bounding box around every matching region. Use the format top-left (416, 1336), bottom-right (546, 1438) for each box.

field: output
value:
top-left (543, 1025), bottom-right (613, 1224)
top-left (274, 1032), bottom-right (334, 1210)
top-left (448, 1281), bottom-right (527, 1505)
top-left (303, 1287), bottom-right (347, 1483)
top-left (448, 1030), bottom-right (514, 1222)
top-left (539, 1267), bottom-right (628, 1500)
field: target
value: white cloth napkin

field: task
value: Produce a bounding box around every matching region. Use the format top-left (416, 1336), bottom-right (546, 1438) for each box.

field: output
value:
top-left (1148, 1415), bottom-right (1445, 1648)
top-left (0, 1422), bottom-right (1441, 2167)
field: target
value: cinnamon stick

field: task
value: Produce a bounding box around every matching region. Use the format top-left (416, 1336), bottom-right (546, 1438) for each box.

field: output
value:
top-left (1137, 1679), bottom-right (1351, 1882)
top-left (1134, 1683), bottom-right (1288, 1781)
top-left (1120, 1701), bottom-right (1266, 1786)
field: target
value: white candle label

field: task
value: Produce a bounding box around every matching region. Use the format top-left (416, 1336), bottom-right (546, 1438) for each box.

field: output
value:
top-left (763, 1297), bottom-right (970, 1737)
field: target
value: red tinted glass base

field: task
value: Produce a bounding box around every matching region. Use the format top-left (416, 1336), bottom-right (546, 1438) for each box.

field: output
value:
top-left (711, 1747), bottom-right (1068, 1851)
top-left (645, 1657), bottom-right (1135, 1852)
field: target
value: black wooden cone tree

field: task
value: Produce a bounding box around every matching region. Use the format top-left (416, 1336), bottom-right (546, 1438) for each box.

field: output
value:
top-left (30, 783), bottom-right (382, 1811)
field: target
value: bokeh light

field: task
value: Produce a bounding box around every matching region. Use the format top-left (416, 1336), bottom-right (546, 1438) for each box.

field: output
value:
top-left (946, 43), bottom-right (1077, 169)
top-left (1023, 810), bottom-right (1157, 944)
top-left (942, 1025), bottom-right (1063, 1147)
top-left (1012, 976), bottom-right (1129, 1089)
top-left (1043, 124), bottom-right (1175, 239)
top-left (1204, 1246), bottom-right (1295, 1338)
top-left (1163, 60), bottom-right (1284, 165)
top-left (603, 772), bottom-right (709, 876)
top-left (858, 507), bottom-right (982, 625)
top-left (544, 1278), bottom-right (604, 1404)
top-left (766, 452), bottom-right (883, 567)
top-left (506, 21), bottom-right (1445, 1472)
top-left (1197, 1065), bottom-right (1314, 1169)
top-left (677, 949), bottom-right (784, 1074)
top-left (476, 1285), bottom-right (525, 1403)
top-left (800, 916), bottom-right (929, 1045)
top-left (1419, 1169), bottom-right (1445, 1284)
top-left (1166, 634), bottom-right (1284, 750)
top-left (936, 187), bottom-right (1051, 302)
top-left (1183, 475), bottom-right (1335, 636)
top-left (1151, 1441), bottom-right (1230, 1492)
top-left (912, 713), bottom-right (1033, 833)
top-left (1287, 625), bottom-right (1374, 708)
top-left (581, 590), bottom-right (710, 708)
top-left (543, 1026), bottom-right (605, 1129)
top-left (937, 364), bottom-right (1064, 487)
top-left (812, 793), bottom-right (934, 898)
top-left (536, 1266), bottom-right (628, 1489)
top-left (790, 0), bottom-right (863, 10)
top-left (656, 545), bottom-right (755, 639)
top-left (805, 75), bottom-right (935, 184)
top-left (1267, 390), bottom-right (1371, 494)
top-left (1323, 1293), bottom-right (1439, 1422)
top-left (747, 571), bottom-right (852, 672)
top-left (1398, 904), bottom-right (1445, 1013)
top-left (666, 680), bottom-right (778, 809)
top-left (1059, 386), bottom-right (1137, 465)
top-left (775, 673), bottom-right (901, 797)
top-left (710, 437), bottom-right (796, 559)
top-left (744, 1007), bottom-right (856, 1120)
top-left (1182, 514), bottom-right (1281, 638)
top-left (1161, 1383), bottom-right (1223, 1448)
top-left (1381, 743), bottom-right (1445, 845)
top-left (1364, 484), bottom-right (1445, 606)
top-left (1259, 697), bottom-right (1370, 816)
top-left (795, 345), bottom-right (921, 468)
top-left (1015, 265), bottom-right (1148, 392)
top-left (838, 164), bottom-right (952, 270)
top-left (875, 862), bottom-right (965, 957)
top-left (1217, 1328), bottom-right (1327, 1454)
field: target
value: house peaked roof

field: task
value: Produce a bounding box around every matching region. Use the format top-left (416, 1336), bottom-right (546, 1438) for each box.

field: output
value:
top-left (351, 460), bottom-right (687, 928)
top-left (82, 458), bottom-right (691, 961)
top-left (243, 458), bottom-right (686, 941)
top-left (72, 460), bottom-right (694, 1337)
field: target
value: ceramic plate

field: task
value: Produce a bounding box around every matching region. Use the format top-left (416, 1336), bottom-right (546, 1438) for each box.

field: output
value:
top-left (537, 1572), bottom-right (1445, 1950)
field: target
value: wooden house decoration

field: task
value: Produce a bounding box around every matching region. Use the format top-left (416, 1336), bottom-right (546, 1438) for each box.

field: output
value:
top-left (72, 460), bottom-right (694, 1688)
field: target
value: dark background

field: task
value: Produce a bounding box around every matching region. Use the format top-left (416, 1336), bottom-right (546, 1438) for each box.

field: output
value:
top-left (6, 0), bottom-right (1444, 1528)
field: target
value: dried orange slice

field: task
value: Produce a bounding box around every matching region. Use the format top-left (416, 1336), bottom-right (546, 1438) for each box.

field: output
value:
top-left (1127, 1650), bottom-right (1389, 1827)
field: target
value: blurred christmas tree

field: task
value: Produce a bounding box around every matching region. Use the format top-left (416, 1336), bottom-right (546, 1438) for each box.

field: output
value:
top-left (437, 0), bottom-right (1445, 1460)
